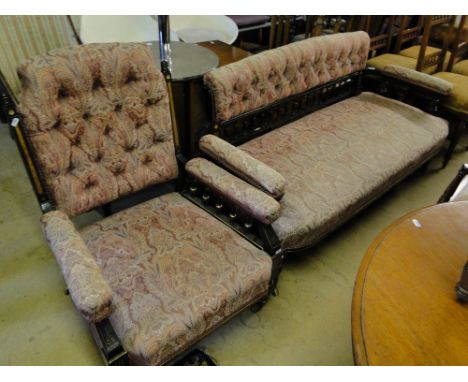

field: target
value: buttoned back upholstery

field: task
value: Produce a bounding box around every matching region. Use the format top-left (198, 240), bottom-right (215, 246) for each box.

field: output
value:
top-left (17, 43), bottom-right (178, 217)
top-left (204, 31), bottom-right (370, 123)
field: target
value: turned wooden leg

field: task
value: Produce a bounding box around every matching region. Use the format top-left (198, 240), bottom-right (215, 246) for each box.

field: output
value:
top-left (443, 119), bottom-right (464, 168)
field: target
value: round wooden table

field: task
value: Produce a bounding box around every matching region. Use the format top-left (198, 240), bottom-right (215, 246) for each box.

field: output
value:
top-left (352, 202), bottom-right (468, 365)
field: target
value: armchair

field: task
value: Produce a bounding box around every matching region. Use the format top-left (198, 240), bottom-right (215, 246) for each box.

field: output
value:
top-left (15, 42), bottom-right (280, 365)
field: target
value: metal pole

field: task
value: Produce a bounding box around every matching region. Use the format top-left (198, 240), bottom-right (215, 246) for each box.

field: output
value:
top-left (158, 15), bottom-right (172, 73)
top-left (156, 15), bottom-right (179, 151)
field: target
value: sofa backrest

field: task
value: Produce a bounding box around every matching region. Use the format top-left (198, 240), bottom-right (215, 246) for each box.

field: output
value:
top-left (204, 31), bottom-right (370, 123)
top-left (17, 43), bottom-right (179, 217)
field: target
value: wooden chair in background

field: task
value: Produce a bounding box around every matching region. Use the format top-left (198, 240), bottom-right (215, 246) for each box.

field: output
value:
top-left (398, 16), bottom-right (456, 73)
top-left (303, 16), bottom-right (324, 38)
top-left (269, 16), bottom-right (293, 49)
top-left (447, 16), bottom-right (467, 75)
top-left (364, 16), bottom-right (396, 58)
top-left (367, 15), bottom-right (456, 74)
top-left (432, 15), bottom-right (468, 166)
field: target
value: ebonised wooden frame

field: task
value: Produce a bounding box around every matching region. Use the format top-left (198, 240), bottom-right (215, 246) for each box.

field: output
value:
top-left (203, 68), bottom-right (447, 148)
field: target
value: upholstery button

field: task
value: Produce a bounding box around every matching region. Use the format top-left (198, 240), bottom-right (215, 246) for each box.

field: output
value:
top-left (82, 112), bottom-right (90, 120)
top-left (57, 87), bottom-right (69, 98)
top-left (92, 79), bottom-right (103, 90)
top-left (142, 155), bottom-right (152, 164)
top-left (126, 73), bottom-right (137, 84)
top-left (104, 126), bottom-right (112, 135)
top-left (153, 134), bottom-right (165, 143)
top-left (95, 153), bottom-right (103, 162)
top-left (135, 121), bottom-right (146, 129)
top-left (115, 103), bottom-right (122, 112)
top-left (125, 144), bottom-right (136, 152)
top-left (113, 166), bottom-right (125, 175)
top-left (85, 179), bottom-right (96, 188)
top-left (52, 118), bottom-right (61, 129)
top-left (147, 98), bottom-right (158, 105)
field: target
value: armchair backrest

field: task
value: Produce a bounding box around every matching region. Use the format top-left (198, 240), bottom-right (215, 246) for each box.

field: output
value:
top-left (17, 43), bottom-right (178, 217)
top-left (204, 31), bottom-right (370, 124)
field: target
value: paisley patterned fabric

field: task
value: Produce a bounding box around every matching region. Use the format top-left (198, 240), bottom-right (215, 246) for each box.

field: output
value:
top-left (41, 210), bottom-right (113, 323)
top-left (17, 43), bottom-right (178, 217)
top-left (199, 134), bottom-right (286, 199)
top-left (204, 31), bottom-right (370, 123)
top-left (382, 65), bottom-right (453, 95)
top-left (186, 158), bottom-right (281, 225)
top-left (80, 192), bottom-right (272, 365)
top-left (240, 92), bottom-right (449, 250)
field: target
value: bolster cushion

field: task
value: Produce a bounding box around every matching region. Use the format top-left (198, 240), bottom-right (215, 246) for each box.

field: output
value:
top-left (41, 210), bottom-right (113, 323)
top-left (382, 64), bottom-right (453, 95)
top-left (199, 134), bottom-right (286, 199)
top-left (186, 158), bottom-right (281, 225)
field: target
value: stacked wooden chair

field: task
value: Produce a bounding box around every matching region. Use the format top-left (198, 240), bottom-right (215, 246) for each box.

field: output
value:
top-left (432, 16), bottom-right (468, 163)
top-left (367, 15), bottom-right (456, 74)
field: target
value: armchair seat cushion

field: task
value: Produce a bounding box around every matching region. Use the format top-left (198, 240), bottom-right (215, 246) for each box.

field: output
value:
top-left (398, 45), bottom-right (443, 59)
top-left (240, 92), bottom-right (448, 250)
top-left (433, 72), bottom-right (468, 115)
top-left (367, 53), bottom-right (420, 71)
top-left (452, 60), bottom-right (468, 76)
top-left (367, 53), bottom-right (446, 74)
top-left (80, 192), bottom-right (272, 365)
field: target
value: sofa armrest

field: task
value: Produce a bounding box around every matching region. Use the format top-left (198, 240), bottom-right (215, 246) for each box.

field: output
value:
top-left (186, 158), bottom-right (281, 225)
top-left (41, 210), bottom-right (113, 323)
top-left (199, 134), bottom-right (286, 200)
top-left (382, 65), bottom-right (453, 95)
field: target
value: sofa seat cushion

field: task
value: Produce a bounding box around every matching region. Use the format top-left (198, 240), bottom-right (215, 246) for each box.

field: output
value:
top-left (80, 192), bottom-right (272, 365)
top-left (240, 92), bottom-right (448, 250)
top-left (452, 60), bottom-right (468, 76)
top-left (433, 72), bottom-right (468, 115)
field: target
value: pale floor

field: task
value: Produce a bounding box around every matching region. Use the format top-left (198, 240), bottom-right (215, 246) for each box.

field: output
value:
top-left (1, 123), bottom-right (467, 365)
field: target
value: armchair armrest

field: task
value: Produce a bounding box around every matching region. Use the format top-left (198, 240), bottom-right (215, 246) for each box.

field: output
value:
top-left (382, 65), bottom-right (453, 95)
top-left (186, 158), bottom-right (281, 225)
top-left (41, 210), bottom-right (113, 323)
top-left (199, 134), bottom-right (286, 200)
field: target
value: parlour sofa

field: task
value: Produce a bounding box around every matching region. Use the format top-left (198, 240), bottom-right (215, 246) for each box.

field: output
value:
top-left (199, 31), bottom-right (451, 254)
